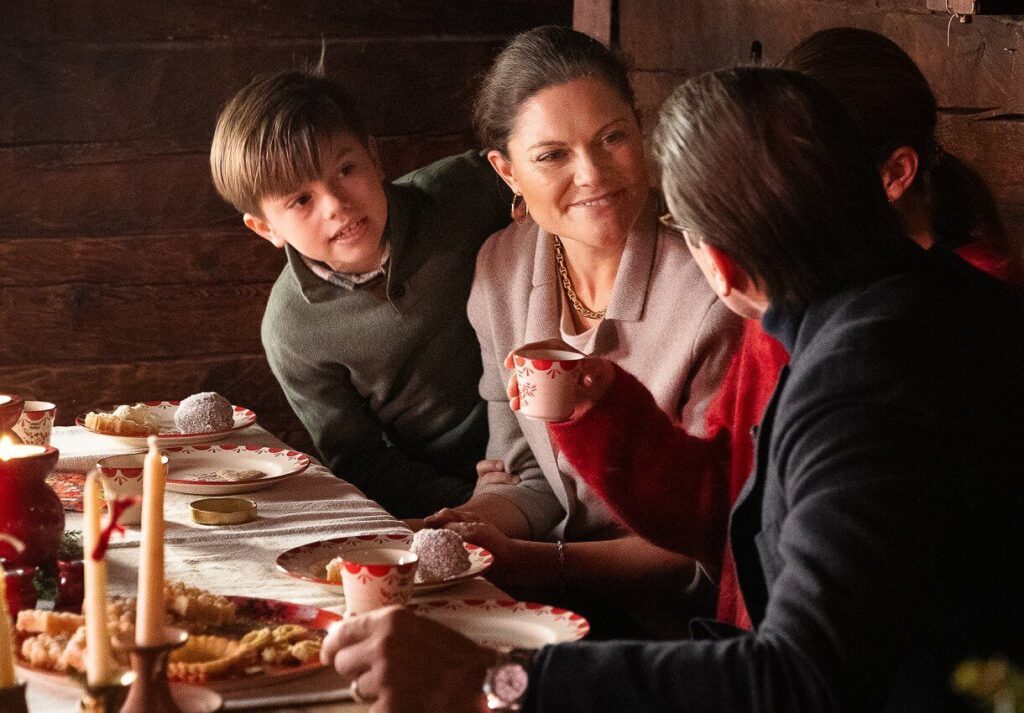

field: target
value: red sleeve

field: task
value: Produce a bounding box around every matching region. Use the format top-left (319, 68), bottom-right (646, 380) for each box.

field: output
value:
top-left (547, 365), bottom-right (730, 567)
top-left (955, 238), bottom-right (1023, 288)
top-left (705, 321), bottom-right (790, 504)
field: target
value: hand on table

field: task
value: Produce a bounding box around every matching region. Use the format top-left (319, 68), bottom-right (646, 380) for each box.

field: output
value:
top-left (423, 506), bottom-right (484, 529)
top-left (322, 606), bottom-right (494, 713)
top-left (504, 347), bottom-right (616, 420)
top-left (444, 520), bottom-right (518, 588)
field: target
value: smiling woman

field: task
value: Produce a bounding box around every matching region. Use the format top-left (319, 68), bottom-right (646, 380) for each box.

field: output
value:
top-left (428, 26), bottom-right (744, 639)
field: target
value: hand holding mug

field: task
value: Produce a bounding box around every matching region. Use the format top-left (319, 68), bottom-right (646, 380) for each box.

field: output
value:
top-left (504, 342), bottom-right (615, 421)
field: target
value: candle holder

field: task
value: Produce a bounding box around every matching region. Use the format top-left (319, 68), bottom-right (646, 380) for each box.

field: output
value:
top-left (0, 681), bottom-right (29, 713)
top-left (115, 627), bottom-right (188, 713)
top-left (72, 669), bottom-right (135, 713)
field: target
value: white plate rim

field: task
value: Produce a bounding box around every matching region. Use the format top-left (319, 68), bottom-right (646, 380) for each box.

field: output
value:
top-left (408, 597), bottom-right (590, 645)
top-left (162, 444), bottom-right (310, 494)
top-left (275, 534), bottom-right (493, 593)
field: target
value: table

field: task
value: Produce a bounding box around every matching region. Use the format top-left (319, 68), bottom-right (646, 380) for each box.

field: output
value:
top-left (23, 425), bottom-right (506, 712)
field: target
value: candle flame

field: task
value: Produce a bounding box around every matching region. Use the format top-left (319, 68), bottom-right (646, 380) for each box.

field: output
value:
top-left (0, 435), bottom-right (45, 461)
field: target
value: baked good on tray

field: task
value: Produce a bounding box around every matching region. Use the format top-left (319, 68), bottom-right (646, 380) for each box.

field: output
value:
top-left (14, 581), bottom-right (325, 683)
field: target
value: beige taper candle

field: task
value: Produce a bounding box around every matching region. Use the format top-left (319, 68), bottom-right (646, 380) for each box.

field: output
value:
top-left (84, 472), bottom-right (114, 685)
top-left (0, 564), bottom-right (16, 689)
top-left (0, 534), bottom-right (25, 689)
top-left (135, 435), bottom-right (166, 646)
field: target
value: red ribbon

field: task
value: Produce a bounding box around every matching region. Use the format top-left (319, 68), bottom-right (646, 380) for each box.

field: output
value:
top-left (91, 496), bottom-right (139, 561)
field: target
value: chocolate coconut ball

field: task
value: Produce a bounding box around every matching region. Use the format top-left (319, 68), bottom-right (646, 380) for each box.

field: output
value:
top-left (174, 392), bottom-right (234, 433)
top-left (411, 528), bottom-right (471, 582)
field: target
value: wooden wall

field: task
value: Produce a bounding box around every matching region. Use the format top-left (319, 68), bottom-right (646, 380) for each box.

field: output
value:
top-left (0, 1), bottom-right (571, 452)
top-left (576, 0), bottom-right (1024, 249)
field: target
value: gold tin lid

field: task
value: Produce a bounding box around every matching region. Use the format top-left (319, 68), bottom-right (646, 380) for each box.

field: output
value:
top-left (189, 497), bottom-right (257, 526)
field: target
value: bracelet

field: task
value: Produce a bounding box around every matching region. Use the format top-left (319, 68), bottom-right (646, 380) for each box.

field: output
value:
top-left (555, 539), bottom-right (567, 593)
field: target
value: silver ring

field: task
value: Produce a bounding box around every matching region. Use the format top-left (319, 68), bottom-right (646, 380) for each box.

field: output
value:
top-left (350, 677), bottom-right (369, 704)
top-left (582, 373), bottom-right (594, 388)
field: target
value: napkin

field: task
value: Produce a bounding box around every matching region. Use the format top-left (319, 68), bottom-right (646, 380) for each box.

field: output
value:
top-left (51, 425), bottom-right (146, 472)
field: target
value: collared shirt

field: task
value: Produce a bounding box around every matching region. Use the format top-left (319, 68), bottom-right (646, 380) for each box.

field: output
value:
top-left (300, 242), bottom-right (391, 290)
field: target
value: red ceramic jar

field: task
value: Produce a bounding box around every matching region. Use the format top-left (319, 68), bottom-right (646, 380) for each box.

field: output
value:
top-left (0, 394), bottom-right (24, 433)
top-left (1, 563), bottom-right (38, 616)
top-left (0, 444), bottom-right (64, 566)
top-left (54, 559), bottom-right (84, 613)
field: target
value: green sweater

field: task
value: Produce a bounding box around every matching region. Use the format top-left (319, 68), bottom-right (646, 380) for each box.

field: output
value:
top-left (261, 151), bottom-right (510, 517)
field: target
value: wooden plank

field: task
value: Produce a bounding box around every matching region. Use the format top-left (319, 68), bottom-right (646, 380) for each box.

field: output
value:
top-left (0, 1), bottom-right (571, 44)
top-left (619, 0), bottom-right (1024, 115)
top-left (926, 0), bottom-right (981, 12)
top-left (0, 282), bottom-right (272, 364)
top-left (0, 355), bottom-right (314, 454)
top-left (0, 38), bottom-right (504, 146)
top-left (634, 70), bottom-right (1024, 246)
top-left (0, 133), bottom-right (474, 237)
top-left (574, 0), bottom-right (616, 45)
top-left (938, 112), bottom-right (1024, 234)
top-left (0, 231), bottom-right (283, 287)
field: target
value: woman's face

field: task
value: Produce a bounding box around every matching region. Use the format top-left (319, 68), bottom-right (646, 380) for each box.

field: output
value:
top-left (489, 75), bottom-right (649, 250)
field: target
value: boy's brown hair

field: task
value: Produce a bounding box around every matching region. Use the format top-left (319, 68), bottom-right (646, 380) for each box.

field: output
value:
top-left (210, 63), bottom-right (369, 217)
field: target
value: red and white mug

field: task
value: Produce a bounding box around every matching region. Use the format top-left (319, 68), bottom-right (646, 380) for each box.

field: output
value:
top-left (338, 548), bottom-right (418, 616)
top-left (512, 343), bottom-right (585, 422)
top-left (13, 401), bottom-right (56, 446)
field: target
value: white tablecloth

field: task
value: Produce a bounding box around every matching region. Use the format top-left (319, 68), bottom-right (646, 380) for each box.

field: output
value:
top-left (23, 425), bottom-right (503, 712)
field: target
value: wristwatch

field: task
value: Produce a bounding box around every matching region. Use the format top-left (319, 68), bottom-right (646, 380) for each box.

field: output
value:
top-left (483, 647), bottom-right (536, 711)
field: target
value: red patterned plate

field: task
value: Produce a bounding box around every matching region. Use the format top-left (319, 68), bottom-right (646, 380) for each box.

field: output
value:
top-left (46, 470), bottom-right (86, 512)
top-left (76, 401), bottom-right (257, 447)
top-left (276, 533), bottom-right (494, 595)
top-left (15, 595), bottom-right (340, 693)
top-left (409, 598), bottom-right (589, 648)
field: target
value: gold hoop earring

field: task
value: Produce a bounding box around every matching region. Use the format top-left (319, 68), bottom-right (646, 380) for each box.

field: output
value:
top-left (511, 193), bottom-right (529, 225)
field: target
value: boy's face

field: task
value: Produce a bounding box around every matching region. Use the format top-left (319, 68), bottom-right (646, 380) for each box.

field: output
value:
top-left (244, 133), bottom-right (389, 274)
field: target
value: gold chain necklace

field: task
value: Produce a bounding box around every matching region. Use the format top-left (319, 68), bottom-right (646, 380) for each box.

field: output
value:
top-left (553, 236), bottom-right (606, 320)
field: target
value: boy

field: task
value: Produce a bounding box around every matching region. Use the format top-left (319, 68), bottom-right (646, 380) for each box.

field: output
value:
top-left (209, 66), bottom-right (510, 517)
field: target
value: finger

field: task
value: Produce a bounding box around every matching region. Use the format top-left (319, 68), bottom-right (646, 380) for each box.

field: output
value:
top-left (504, 350), bottom-right (516, 369)
top-left (510, 395), bottom-right (520, 412)
top-left (423, 508), bottom-right (461, 527)
top-left (322, 614), bottom-right (375, 671)
top-left (331, 635), bottom-right (374, 680)
top-left (475, 459), bottom-right (505, 477)
top-left (506, 374), bottom-right (519, 399)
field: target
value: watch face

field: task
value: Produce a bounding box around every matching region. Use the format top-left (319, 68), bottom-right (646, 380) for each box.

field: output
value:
top-left (494, 663), bottom-right (529, 702)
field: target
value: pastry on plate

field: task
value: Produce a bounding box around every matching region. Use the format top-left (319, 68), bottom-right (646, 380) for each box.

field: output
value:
top-left (84, 409), bottom-right (158, 437)
top-left (174, 392), bottom-right (234, 433)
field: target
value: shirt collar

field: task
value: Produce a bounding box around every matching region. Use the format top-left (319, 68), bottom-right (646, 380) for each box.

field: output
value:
top-left (287, 182), bottom-right (412, 304)
top-left (300, 242), bottom-right (390, 290)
